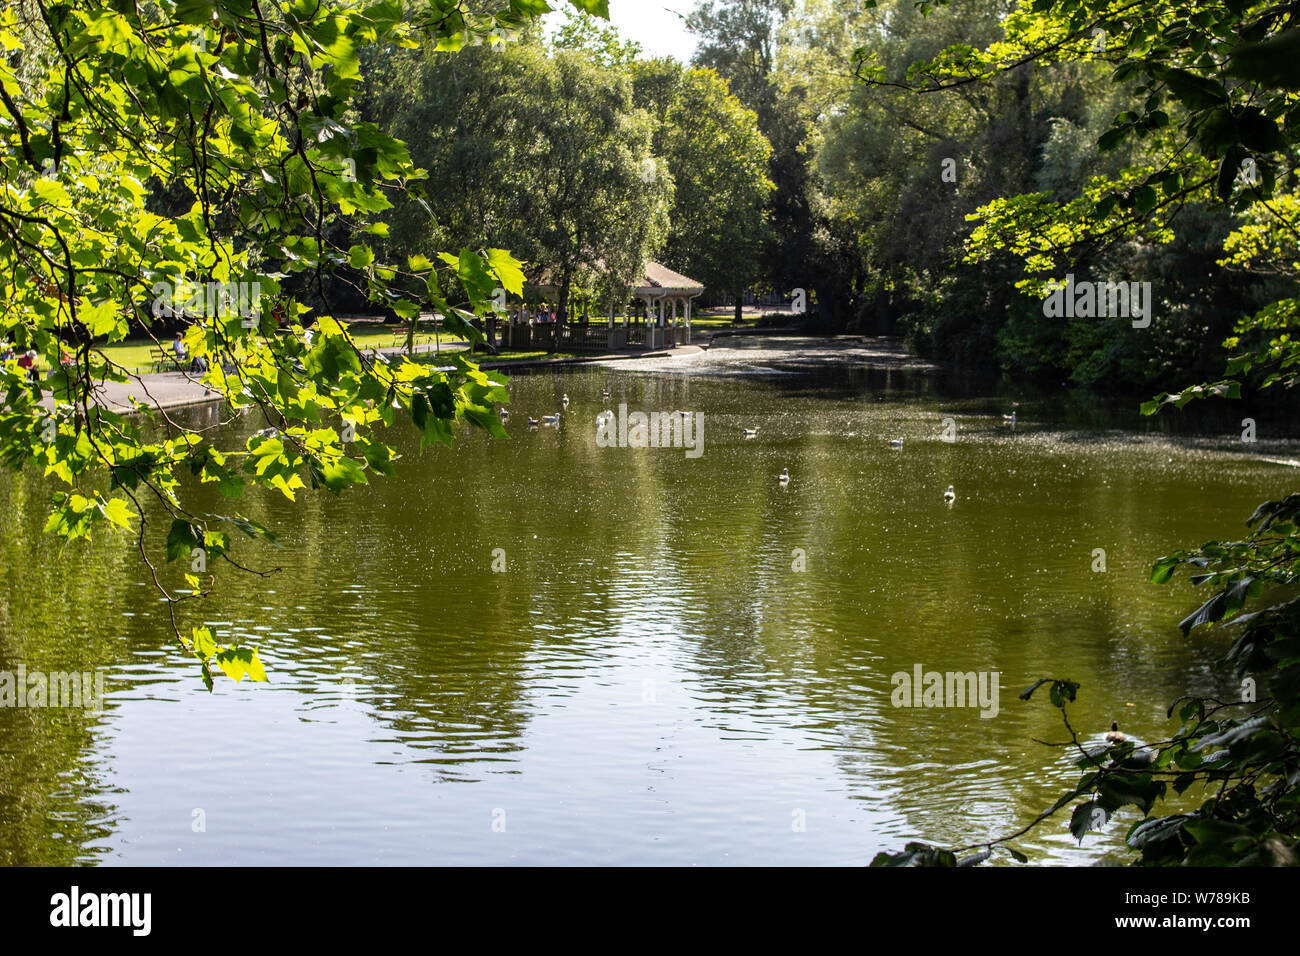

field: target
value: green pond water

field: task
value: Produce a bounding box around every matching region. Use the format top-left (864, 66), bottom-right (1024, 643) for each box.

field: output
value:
top-left (0, 340), bottom-right (1295, 865)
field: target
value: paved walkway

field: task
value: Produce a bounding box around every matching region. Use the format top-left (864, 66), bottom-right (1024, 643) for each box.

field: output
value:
top-left (40, 343), bottom-right (710, 413)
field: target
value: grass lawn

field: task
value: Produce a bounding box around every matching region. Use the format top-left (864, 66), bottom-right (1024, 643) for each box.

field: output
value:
top-left (409, 349), bottom-right (584, 366)
top-left (18, 314), bottom-right (744, 378)
top-left (81, 325), bottom-right (465, 374)
top-left (690, 315), bottom-right (749, 329)
top-left (690, 308), bottom-right (801, 329)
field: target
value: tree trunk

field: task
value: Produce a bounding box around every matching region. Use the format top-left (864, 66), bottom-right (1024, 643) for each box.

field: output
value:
top-left (556, 274), bottom-right (571, 353)
top-left (734, 292), bottom-right (743, 327)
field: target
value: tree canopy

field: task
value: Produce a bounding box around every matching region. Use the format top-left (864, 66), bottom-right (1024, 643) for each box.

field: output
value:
top-left (632, 60), bottom-right (773, 319)
top-left (833, 0), bottom-right (1300, 867)
top-left (0, 0), bottom-right (607, 687)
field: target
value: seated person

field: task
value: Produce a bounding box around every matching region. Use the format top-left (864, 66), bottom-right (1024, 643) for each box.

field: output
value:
top-left (16, 349), bottom-right (38, 382)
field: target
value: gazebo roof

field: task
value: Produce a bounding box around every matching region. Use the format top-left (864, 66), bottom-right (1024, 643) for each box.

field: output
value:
top-left (639, 262), bottom-right (703, 295)
top-left (526, 260), bottom-right (704, 297)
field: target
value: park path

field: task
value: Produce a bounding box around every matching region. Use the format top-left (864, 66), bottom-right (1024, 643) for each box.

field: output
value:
top-left (39, 340), bottom-right (462, 414)
top-left (39, 342), bottom-right (709, 414)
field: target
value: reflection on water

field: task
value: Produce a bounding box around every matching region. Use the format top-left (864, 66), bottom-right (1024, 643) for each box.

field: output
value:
top-left (1, 355), bottom-right (1295, 865)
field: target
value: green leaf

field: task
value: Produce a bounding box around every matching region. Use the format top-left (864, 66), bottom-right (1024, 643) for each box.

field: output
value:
top-left (215, 646), bottom-right (269, 684)
top-left (82, 300), bottom-right (121, 338)
top-left (1160, 68), bottom-right (1228, 109)
top-left (165, 519), bottom-right (203, 562)
top-left (1229, 30), bottom-right (1300, 90)
top-left (191, 625), bottom-right (218, 658)
top-left (1019, 678), bottom-right (1052, 700)
top-left (321, 456), bottom-right (369, 493)
top-left (349, 243), bottom-right (375, 269)
top-left (485, 248), bottom-right (526, 296)
top-left (1069, 801), bottom-right (1106, 842)
top-left (566, 0), bottom-right (610, 17)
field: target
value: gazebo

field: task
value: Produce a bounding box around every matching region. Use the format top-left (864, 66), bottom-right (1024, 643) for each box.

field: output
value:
top-left (503, 260), bottom-right (705, 351)
top-left (628, 262), bottom-right (705, 347)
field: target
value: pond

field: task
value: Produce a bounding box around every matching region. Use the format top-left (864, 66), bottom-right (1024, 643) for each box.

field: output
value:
top-left (1, 338), bottom-right (1294, 865)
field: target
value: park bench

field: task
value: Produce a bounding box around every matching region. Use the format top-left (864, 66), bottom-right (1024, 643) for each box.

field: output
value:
top-left (150, 348), bottom-right (183, 373)
top-left (391, 324), bottom-right (434, 348)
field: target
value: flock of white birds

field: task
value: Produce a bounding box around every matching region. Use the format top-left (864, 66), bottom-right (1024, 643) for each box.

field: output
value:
top-left (496, 388), bottom-right (1031, 506)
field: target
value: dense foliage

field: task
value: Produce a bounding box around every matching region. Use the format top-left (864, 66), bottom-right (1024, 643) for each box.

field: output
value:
top-left (365, 28), bottom-right (771, 324)
top-left (681, 0), bottom-right (1298, 391)
top-left (848, 0), bottom-right (1300, 866)
top-left (0, 0), bottom-right (609, 686)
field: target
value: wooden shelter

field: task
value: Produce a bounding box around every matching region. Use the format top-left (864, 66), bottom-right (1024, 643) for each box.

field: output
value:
top-left (502, 261), bottom-right (705, 352)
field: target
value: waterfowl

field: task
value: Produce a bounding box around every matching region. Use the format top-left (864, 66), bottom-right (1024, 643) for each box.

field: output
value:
top-left (742, 428), bottom-right (758, 439)
top-left (542, 413), bottom-right (561, 426)
top-left (562, 394), bottom-right (570, 406)
top-left (778, 468), bottom-right (790, 484)
top-left (526, 417), bottom-right (540, 428)
top-left (1084, 721), bottom-right (1153, 766)
top-left (943, 485), bottom-right (956, 503)
top-left (889, 438), bottom-right (904, 448)
top-left (601, 388), bottom-right (611, 400)
top-left (1002, 411), bottom-right (1017, 425)
top-left (499, 408), bottom-right (510, 421)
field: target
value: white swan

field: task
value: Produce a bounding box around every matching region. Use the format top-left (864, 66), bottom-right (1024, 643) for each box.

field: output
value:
top-left (889, 438), bottom-right (904, 448)
top-left (742, 428), bottom-right (757, 439)
top-left (944, 485), bottom-right (956, 503)
top-left (778, 468), bottom-right (790, 484)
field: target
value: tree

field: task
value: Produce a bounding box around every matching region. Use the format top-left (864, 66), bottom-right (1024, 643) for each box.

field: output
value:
top-left (375, 41), bottom-right (672, 339)
top-left (633, 61), bottom-right (773, 324)
top-left (687, 0), bottom-right (793, 133)
top-left (551, 7), bottom-right (641, 67)
top-left (862, 0), bottom-right (1300, 866)
top-left (688, 0), bottom-right (855, 322)
top-left (0, 0), bottom-right (607, 688)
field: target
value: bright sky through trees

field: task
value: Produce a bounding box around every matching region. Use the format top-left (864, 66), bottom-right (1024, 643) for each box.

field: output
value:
top-left (545, 1), bottom-right (697, 61)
